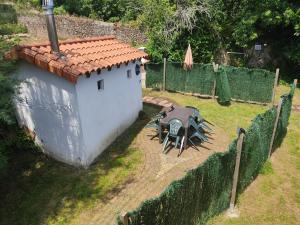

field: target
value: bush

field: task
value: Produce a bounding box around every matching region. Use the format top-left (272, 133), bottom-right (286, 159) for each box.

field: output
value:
top-left (54, 5), bottom-right (67, 15)
top-left (0, 37), bottom-right (17, 171)
top-left (0, 24), bottom-right (27, 35)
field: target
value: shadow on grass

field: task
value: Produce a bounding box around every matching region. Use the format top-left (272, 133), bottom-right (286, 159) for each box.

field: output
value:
top-left (0, 104), bottom-right (161, 225)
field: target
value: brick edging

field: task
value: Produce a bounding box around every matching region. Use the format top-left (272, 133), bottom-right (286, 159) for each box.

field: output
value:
top-left (143, 96), bottom-right (174, 108)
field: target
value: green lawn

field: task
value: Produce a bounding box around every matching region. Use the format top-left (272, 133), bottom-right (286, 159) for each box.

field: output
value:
top-left (0, 104), bottom-right (159, 225)
top-left (145, 85), bottom-right (300, 225)
top-left (205, 85), bottom-right (300, 225)
top-left (206, 112), bottom-right (300, 225)
top-left (143, 89), bottom-right (268, 139)
top-left (1, 85), bottom-right (296, 225)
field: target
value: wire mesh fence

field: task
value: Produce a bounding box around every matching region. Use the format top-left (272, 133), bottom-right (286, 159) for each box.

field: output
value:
top-left (117, 83), bottom-right (295, 225)
top-left (145, 62), bottom-right (276, 103)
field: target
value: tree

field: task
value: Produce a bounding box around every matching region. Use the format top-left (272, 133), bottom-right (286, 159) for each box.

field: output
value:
top-left (0, 37), bottom-right (18, 171)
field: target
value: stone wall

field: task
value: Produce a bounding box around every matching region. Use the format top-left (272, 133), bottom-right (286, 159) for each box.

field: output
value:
top-left (17, 12), bottom-right (147, 44)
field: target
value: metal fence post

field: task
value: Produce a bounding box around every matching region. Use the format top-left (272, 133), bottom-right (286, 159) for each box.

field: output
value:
top-left (271, 69), bottom-right (280, 105)
top-left (228, 128), bottom-right (245, 217)
top-left (163, 58), bottom-right (166, 91)
top-left (268, 98), bottom-right (283, 158)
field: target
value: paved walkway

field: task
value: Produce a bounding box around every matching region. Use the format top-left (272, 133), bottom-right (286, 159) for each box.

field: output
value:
top-left (143, 96), bottom-right (175, 107)
top-left (71, 97), bottom-right (230, 225)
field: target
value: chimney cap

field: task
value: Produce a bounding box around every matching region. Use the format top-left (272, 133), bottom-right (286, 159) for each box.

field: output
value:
top-left (42, 0), bottom-right (54, 9)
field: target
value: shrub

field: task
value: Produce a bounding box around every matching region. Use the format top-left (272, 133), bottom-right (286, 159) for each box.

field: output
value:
top-left (0, 24), bottom-right (27, 35)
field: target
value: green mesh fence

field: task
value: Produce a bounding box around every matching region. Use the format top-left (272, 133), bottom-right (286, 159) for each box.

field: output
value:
top-left (145, 63), bottom-right (164, 89)
top-left (117, 84), bottom-right (295, 225)
top-left (145, 63), bottom-right (275, 103)
top-left (166, 63), bottom-right (215, 95)
top-left (237, 108), bottom-right (276, 193)
top-left (224, 66), bottom-right (275, 103)
top-left (273, 83), bottom-right (295, 149)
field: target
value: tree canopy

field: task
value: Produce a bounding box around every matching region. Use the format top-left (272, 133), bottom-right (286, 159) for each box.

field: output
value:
top-left (15, 0), bottom-right (300, 78)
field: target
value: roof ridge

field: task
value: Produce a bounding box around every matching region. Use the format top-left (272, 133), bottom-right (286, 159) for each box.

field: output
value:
top-left (18, 35), bottom-right (116, 49)
top-left (6, 36), bottom-right (148, 84)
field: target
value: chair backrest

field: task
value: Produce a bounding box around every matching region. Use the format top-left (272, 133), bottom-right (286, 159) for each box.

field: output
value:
top-left (153, 111), bottom-right (166, 121)
top-left (186, 106), bottom-right (201, 121)
top-left (168, 118), bottom-right (183, 136)
top-left (188, 116), bottom-right (198, 130)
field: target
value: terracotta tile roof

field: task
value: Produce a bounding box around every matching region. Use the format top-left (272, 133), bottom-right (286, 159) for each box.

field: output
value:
top-left (5, 36), bottom-right (148, 83)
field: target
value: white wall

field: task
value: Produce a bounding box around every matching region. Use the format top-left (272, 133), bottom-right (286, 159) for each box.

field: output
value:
top-left (14, 62), bottom-right (85, 166)
top-left (75, 62), bottom-right (143, 165)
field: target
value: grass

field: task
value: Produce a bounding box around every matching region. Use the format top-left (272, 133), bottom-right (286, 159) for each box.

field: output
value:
top-left (259, 160), bottom-right (274, 175)
top-left (0, 84), bottom-right (296, 225)
top-left (206, 85), bottom-right (300, 225)
top-left (0, 104), bottom-right (160, 225)
top-left (143, 89), bottom-right (268, 139)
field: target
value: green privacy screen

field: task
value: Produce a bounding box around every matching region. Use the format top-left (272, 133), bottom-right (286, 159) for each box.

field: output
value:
top-left (224, 66), bottom-right (275, 103)
top-left (146, 62), bottom-right (275, 103)
top-left (118, 84), bottom-right (295, 225)
top-left (166, 63), bottom-right (215, 96)
top-left (145, 63), bottom-right (164, 89)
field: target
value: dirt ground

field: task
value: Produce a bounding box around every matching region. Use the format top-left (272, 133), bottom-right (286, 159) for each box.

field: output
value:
top-left (70, 117), bottom-right (231, 225)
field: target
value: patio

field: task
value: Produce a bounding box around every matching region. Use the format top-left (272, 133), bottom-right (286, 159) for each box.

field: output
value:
top-left (71, 102), bottom-right (231, 224)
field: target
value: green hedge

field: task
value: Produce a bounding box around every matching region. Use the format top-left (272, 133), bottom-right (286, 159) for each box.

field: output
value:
top-left (118, 84), bottom-right (295, 225)
top-left (146, 63), bottom-right (275, 103)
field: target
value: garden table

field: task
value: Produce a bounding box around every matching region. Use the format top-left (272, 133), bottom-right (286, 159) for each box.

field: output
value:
top-left (159, 105), bottom-right (194, 150)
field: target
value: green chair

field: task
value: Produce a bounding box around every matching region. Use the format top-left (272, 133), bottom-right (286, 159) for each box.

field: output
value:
top-left (188, 117), bottom-right (209, 145)
top-left (145, 119), bottom-right (161, 140)
top-left (145, 111), bottom-right (166, 139)
top-left (186, 106), bottom-right (213, 132)
top-left (186, 106), bottom-right (202, 122)
top-left (162, 118), bottom-right (184, 156)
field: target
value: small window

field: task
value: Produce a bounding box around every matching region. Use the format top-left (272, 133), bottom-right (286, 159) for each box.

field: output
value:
top-left (97, 79), bottom-right (104, 90)
top-left (135, 64), bottom-right (141, 75)
top-left (127, 69), bottom-right (132, 79)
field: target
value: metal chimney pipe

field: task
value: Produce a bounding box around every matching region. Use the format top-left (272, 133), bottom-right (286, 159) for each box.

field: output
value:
top-left (42, 0), bottom-right (60, 54)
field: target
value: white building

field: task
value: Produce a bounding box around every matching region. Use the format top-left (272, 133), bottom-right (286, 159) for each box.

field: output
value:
top-left (6, 36), bottom-right (147, 167)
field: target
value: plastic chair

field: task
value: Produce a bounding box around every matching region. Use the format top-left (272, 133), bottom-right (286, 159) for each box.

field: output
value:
top-left (188, 117), bottom-right (209, 148)
top-left (162, 118), bottom-right (184, 155)
top-left (145, 111), bottom-right (166, 139)
top-left (186, 106), bottom-right (203, 122)
top-left (186, 106), bottom-right (213, 132)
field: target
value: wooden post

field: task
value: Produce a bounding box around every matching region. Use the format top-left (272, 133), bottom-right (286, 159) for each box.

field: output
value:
top-left (268, 98), bottom-right (283, 158)
top-left (120, 212), bottom-right (129, 225)
top-left (212, 63), bottom-right (219, 99)
top-left (276, 68), bottom-right (280, 86)
top-left (212, 79), bottom-right (217, 99)
top-left (163, 58), bottom-right (166, 91)
top-left (229, 128), bottom-right (245, 212)
top-left (212, 62), bottom-right (219, 72)
top-left (271, 69), bottom-right (280, 105)
top-left (294, 79), bottom-right (298, 88)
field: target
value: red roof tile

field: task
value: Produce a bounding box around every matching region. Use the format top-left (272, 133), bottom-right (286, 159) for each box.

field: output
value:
top-left (6, 36), bottom-right (148, 83)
